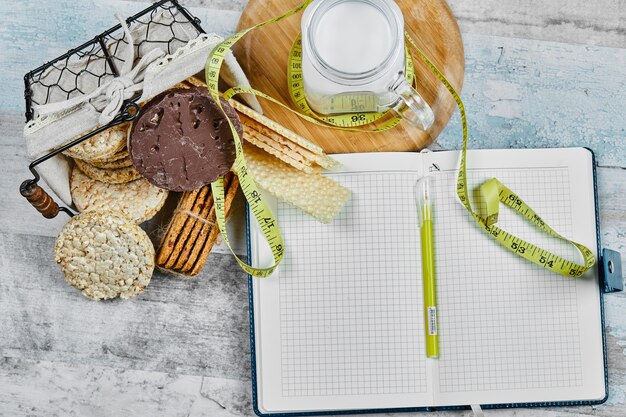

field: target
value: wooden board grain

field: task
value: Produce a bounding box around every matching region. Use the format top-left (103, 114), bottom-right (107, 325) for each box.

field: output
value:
top-left (234, 0), bottom-right (464, 154)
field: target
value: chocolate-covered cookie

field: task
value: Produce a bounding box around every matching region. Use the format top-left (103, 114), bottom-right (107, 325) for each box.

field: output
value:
top-left (130, 87), bottom-right (241, 191)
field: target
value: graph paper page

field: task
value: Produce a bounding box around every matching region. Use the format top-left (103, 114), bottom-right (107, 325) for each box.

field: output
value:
top-left (424, 148), bottom-right (604, 406)
top-left (250, 153), bottom-right (435, 413)
top-left (250, 149), bottom-right (604, 413)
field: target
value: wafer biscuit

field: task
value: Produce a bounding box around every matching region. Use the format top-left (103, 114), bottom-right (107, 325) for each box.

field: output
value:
top-left (54, 210), bottom-right (155, 300)
top-left (70, 167), bottom-right (168, 224)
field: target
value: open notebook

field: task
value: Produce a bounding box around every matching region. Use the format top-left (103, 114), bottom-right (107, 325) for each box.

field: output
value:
top-left (247, 148), bottom-right (606, 415)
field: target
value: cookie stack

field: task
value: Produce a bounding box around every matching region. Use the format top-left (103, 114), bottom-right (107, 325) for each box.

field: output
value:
top-left (68, 123), bottom-right (169, 224)
top-left (65, 123), bottom-right (139, 183)
top-left (156, 171), bottom-right (239, 276)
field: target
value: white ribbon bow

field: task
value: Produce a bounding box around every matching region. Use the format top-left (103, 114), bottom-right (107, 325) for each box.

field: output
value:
top-left (35, 14), bottom-right (165, 125)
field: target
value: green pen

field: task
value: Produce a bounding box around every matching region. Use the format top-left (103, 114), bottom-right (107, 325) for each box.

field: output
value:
top-left (416, 176), bottom-right (439, 358)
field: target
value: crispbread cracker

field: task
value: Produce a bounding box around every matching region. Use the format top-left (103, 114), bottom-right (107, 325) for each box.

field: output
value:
top-left (237, 108), bottom-right (342, 172)
top-left (241, 144), bottom-right (350, 224)
top-left (230, 99), bottom-right (324, 154)
top-left (70, 167), bottom-right (168, 224)
top-left (163, 186), bottom-right (210, 269)
top-left (156, 188), bottom-right (201, 266)
top-left (314, 153), bottom-right (342, 170)
top-left (63, 123), bottom-right (129, 161)
top-left (244, 129), bottom-right (315, 173)
top-left (74, 158), bottom-right (141, 184)
top-left (239, 113), bottom-right (320, 163)
top-left (188, 173), bottom-right (239, 276)
top-left (54, 210), bottom-right (155, 300)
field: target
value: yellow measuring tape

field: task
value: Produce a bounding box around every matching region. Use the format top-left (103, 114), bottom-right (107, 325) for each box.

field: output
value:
top-left (206, 0), bottom-right (595, 278)
top-left (287, 34), bottom-right (414, 129)
top-left (204, 2), bottom-right (315, 278)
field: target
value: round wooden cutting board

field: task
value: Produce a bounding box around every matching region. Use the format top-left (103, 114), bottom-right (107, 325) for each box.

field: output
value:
top-left (234, 0), bottom-right (464, 154)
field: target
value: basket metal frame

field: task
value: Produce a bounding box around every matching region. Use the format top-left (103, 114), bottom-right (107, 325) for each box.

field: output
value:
top-left (21, 0), bottom-right (205, 218)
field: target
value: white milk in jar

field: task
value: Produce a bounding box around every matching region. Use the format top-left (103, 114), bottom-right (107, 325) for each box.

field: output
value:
top-left (301, 0), bottom-right (435, 129)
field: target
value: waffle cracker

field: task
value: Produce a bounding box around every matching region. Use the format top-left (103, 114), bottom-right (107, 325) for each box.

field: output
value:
top-left (241, 144), bottom-right (350, 224)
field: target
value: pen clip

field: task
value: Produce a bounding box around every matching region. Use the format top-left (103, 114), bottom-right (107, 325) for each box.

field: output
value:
top-left (415, 176), bottom-right (432, 227)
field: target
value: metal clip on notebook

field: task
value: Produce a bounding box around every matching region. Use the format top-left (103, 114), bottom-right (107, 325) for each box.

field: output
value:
top-left (601, 249), bottom-right (623, 293)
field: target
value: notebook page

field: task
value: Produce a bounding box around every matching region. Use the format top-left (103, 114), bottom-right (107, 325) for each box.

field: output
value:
top-left (250, 153), bottom-right (435, 413)
top-left (423, 148), bottom-right (604, 406)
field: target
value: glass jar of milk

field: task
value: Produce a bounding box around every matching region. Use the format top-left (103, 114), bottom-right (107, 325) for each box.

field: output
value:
top-left (301, 0), bottom-right (434, 130)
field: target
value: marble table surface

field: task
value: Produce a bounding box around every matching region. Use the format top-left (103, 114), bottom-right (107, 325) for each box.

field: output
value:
top-left (0, 0), bottom-right (624, 416)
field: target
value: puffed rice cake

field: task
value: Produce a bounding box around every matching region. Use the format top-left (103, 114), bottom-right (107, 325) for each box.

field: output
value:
top-left (63, 123), bottom-right (129, 161)
top-left (70, 166), bottom-right (168, 224)
top-left (54, 210), bottom-right (155, 300)
top-left (74, 158), bottom-right (141, 184)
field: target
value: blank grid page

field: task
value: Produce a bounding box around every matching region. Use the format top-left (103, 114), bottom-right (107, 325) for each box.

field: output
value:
top-left (432, 167), bottom-right (583, 395)
top-left (278, 172), bottom-right (426, 398)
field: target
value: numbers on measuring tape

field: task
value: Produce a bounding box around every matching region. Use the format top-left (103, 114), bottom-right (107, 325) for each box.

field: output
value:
top-left (286, 33), bottom-right (416, 130)
top-left (401, 33), bottom-right (595, 278)
top-left (203, 0), bottom-right (595, 279)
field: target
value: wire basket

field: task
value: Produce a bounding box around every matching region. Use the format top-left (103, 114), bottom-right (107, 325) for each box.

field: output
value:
top-left (21, 0), bottom-right (205, 219)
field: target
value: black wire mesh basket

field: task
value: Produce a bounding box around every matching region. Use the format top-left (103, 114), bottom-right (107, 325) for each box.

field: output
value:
top-left (21, 0), bottom-right (205, 219)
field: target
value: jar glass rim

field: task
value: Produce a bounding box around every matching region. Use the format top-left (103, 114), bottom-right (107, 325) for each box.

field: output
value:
top-left (304, 0), bottom-right (404, 85)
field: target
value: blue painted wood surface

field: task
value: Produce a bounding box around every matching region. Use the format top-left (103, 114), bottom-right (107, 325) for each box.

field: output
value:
top-left (0, 1), bottom-right (624, 416)
top-left (438, 33), bottom-right (626, 167)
